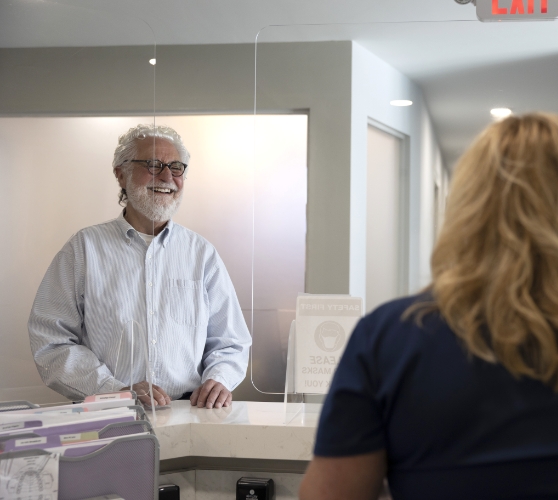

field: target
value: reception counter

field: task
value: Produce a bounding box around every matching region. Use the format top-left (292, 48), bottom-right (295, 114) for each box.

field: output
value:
top-left (152, 401), bottom-right (320, 500)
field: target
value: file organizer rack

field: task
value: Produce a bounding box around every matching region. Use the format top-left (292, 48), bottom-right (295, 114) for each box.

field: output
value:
top-left (0, 434), bottom-right (159, 500)
top-left (125, 404), bottom-right (149, 422)
top-left (99, 419), bottom-right (153, 439)
top-left (0, 401), bottom-right (160, 500)
top-left (0, 418), bottom-right (156, 445)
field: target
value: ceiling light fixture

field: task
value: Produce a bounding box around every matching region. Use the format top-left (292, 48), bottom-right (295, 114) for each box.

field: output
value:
top-left (490, 108), bottom-right (512, 120)
top-left (390, 100), bottom-right (413, 107)
top-left (149, 59), bottom-right (156, 65)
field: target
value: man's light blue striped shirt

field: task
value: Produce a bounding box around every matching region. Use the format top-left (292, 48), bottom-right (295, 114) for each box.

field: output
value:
top-left (28, 212), bottom-right (252, 401)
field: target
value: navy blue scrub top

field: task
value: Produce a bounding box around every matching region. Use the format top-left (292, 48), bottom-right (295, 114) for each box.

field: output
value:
top-left (314, 295), bottom-right (558, 500)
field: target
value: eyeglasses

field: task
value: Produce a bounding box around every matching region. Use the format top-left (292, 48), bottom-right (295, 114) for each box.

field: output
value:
top-left (128, 159), bottom-right (187, 177)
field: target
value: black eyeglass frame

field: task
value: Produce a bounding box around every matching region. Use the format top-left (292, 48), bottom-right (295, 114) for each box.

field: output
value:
top-left (128, 159), bottom-right (187, 177)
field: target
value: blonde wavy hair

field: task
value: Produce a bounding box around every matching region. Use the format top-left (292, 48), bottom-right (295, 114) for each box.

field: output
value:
top-left (415, 113), bottom-right (558, 389)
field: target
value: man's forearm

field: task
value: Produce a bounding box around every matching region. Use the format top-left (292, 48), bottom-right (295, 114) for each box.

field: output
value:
top-left (33, 343), bottom-right (125, 400)
top-left (202, 344), bottom-right (250, 391)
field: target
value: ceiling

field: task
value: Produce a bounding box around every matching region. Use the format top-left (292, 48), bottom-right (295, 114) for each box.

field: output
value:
top-left (2, 0), bottom-right (558, 168)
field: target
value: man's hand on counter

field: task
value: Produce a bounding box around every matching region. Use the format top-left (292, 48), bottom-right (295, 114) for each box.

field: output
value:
top-left (123, 381), bottom-right (172, 407)
top-left (190, 379), bottom-right (232, 409)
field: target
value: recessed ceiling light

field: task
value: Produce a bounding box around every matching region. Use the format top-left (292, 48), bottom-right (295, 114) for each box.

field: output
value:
top-left (149, 59), bottom-right (156, 66)
top-left (390, 100), bottom-right (413, 107)
top-left (490, 108), bottom-right (512, 119)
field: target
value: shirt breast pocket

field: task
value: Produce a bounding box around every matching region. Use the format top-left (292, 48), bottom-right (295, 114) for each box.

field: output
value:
top-left (168, 278), bottom-right (203, 326)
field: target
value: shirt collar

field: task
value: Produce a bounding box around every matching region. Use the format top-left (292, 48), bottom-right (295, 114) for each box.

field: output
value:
top-left (116, 210), bottom-right (174, 247)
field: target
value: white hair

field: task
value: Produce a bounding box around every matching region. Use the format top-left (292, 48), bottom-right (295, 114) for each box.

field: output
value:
top-left (112, 123), bottom-right (190, 171)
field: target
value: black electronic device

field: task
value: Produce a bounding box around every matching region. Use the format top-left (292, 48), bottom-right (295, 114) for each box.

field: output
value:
top-left (158, 483), bottom-right (180, 500)
top-left (236, 477), bottom-right (275, 500)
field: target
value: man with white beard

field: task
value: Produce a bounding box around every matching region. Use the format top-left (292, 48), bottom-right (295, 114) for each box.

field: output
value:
top-left (28, 124), bottom-right (252, 409)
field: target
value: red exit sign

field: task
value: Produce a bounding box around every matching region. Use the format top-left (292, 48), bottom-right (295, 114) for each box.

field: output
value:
top-left (477, 0), bottom-right (558, 20)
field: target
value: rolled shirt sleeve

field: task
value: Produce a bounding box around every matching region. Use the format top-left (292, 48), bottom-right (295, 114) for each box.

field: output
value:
top-left (28, 241), bottom-right (126, 401)
top-left (200, 252), bottom-right (251, 391)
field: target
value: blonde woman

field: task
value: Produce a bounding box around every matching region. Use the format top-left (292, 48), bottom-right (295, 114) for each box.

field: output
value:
top-left (300, 113), bottom-right (558, 500)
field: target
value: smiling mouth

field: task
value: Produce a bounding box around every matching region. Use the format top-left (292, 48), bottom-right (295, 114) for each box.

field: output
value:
top-left (148, 187), bottom-right (175, 194)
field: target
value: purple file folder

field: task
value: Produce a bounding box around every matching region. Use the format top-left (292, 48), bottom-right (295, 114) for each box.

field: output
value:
top-left (0, 414), bottom-right (134, 448)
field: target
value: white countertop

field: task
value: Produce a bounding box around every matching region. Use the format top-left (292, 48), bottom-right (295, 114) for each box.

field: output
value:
top-left (151, 401), bottom-right (320, 463)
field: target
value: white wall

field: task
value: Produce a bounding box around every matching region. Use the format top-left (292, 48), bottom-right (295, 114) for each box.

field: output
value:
top-left (366, 126), bottom-right (402, 313)
top-left (351, 41), bottom-right (446, 304)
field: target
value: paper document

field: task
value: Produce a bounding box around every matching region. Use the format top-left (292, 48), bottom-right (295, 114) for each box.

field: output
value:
top-left (52, 432), bottom-right (150, 458)
top-left (7, 399), bottom-right (135, 415)
top-left (0, 422), bottom-right (40, 433)
top-left (295, 295), bottom-right (363, 394)
top-left (0, 407), bottom-right (135, 426)
top-left (0, 453), bottom-right (59, 500)
top-left (83, 392), bottom-right (134, 404)
top-left (1, 431), bottom-right (101, 453)
top-left (0, 413), bottom-right (135, 441)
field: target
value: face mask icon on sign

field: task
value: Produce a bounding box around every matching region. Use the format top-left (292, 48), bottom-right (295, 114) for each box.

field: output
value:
top-left (314, 321), bottom-right (346, 352)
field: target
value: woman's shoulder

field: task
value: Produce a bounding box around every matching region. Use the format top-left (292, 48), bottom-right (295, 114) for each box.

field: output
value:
top-left (361, 293), bottom-right (440, 330)
top-left (369, 293), bottom-right (427, 315)
top-left (353, 293), bottom-right (449, 357)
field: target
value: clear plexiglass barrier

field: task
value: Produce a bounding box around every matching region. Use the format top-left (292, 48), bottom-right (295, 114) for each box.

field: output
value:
top-left (0, 0), bottom-right (158, 408)
top-left (250, 18), bottom-right (558, 401)
top-left (1, 0), bottom-right (263, 414)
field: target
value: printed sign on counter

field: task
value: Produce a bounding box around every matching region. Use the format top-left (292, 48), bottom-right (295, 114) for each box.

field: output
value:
top-left (295, 295), bottom-right (363, 394)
